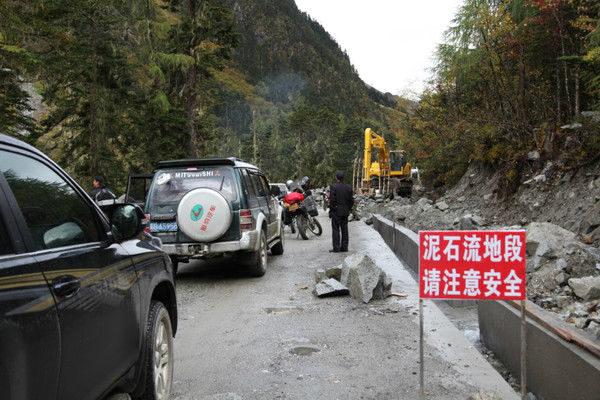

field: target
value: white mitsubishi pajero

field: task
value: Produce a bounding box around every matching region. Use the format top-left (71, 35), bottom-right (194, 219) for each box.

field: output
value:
top-left (144, 158), bottom-right (284, 276)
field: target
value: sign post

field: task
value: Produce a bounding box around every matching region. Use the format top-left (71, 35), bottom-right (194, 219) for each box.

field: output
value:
top-left (419, 298), bottom-right (424, 400)
top-left (418, 230), bottom-right (527, 399)
top-left (521, 299), bottom-right (527, 399)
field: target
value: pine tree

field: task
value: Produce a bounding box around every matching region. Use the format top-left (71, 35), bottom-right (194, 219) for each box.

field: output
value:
top-left (162, 0), bottom-right (237, 157)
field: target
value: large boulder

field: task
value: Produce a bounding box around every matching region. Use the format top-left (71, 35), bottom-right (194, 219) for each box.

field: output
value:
top-left (417, 197), bottom-right (433, 212)
top-left (313, 278), bottom-right (349, 298)
top-left (340, 252), bottom-right (392, 303)
top-left (529, 265), bottom-right (559, 293)
top-left (459, 214), bottom-right (484, 230)
top-left (314, 269), bottom-right (326, 283)
top-left (313, 265), bottom-right (343, 284)
top-left (526, 222), bottom-right (577, 271)
top-left (435, 201), bottom-right (449, 211)
top-left (526, 222), bottom-right (576, 255)
top-left (568, 276), bottom-right (600, 300)
top-left (417, 197), bottom-right (432, 207)
top-left (325, 265), bottom-right (343, 281)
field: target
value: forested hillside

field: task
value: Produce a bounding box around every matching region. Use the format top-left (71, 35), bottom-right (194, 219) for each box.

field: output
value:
top-left (4, 0), bottom-right (596, 196)
top-left (393, 0), bottom-right (600, 193)
top-left (0, 0), bottom-right (398, 192)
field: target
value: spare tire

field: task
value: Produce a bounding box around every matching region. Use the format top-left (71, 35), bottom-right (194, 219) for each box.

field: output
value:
top-left (176, 188), bottom-right (232, 242)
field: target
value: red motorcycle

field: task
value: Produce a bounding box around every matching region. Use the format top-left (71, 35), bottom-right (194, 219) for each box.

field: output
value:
top-left (283, 190), bottom-right (322, 239)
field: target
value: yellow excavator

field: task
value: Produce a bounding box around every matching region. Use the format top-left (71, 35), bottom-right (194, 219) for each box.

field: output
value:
top-left (353, 128), bottom-right (412, 197)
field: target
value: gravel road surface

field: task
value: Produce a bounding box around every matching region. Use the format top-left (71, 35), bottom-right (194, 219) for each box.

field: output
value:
top-left (169, 214), bottom-right (517, 400)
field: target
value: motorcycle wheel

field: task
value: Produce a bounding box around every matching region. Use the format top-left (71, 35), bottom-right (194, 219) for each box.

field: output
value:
top-left (308, 215), bottom-right (322, 236)
top-left (297, 215), bottom-right (309, 240)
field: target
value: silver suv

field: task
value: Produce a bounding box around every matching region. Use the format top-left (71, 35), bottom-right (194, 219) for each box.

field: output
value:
top-left (143, 158), bottom-right (284, 276)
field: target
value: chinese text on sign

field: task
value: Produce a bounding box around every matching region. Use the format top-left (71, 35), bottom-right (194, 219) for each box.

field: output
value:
top-left (419, 231), bottom-right (526, 300)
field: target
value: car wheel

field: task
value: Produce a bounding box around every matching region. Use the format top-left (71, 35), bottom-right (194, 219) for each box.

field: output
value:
top-left (270, 225), bottom-right (284, 255)
top-left (246, 230), bottom-right (267, 277)
top-left (136, 301), bottom-right (174, 400)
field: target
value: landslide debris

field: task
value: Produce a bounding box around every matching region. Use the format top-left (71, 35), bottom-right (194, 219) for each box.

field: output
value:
top-left (354, 160), bottom-right (600, 340)
top-left (313, 253), bottom-right (392, 303)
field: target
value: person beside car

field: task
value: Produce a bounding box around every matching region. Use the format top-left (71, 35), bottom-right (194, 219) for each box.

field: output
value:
top-left (89, 175), bottom-right (116, 202)
top-left (329, 171), bottom-right (353, 253)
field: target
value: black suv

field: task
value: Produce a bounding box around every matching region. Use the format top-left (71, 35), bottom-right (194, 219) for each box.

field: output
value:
top-left (143, 158), bottom-right (284, 276)
top-left (0, 134), bottom-right (177, 400)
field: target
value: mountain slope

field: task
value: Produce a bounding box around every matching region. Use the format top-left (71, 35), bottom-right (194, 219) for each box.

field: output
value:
top-left (204, 0), bottom-right (400, 184)
top-left (227, 0), bottom-right (384, 114)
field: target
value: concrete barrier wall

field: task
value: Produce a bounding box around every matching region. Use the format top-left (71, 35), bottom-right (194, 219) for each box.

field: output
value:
top-left (371, 214), bottom-right (419, 275)
top-left (479, 300), bottom-right (600, 400)
top-left (369, 214), bottom-right (600, 400)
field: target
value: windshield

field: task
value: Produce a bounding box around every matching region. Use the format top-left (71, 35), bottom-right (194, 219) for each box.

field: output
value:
top-left (146, 167), bottom-right (237, 214)
top-left (390, 151), bottom-right (407, 172)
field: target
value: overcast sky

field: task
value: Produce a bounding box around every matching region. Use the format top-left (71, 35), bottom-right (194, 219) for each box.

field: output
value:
top-left (294, 0), bottom-right (463, 97)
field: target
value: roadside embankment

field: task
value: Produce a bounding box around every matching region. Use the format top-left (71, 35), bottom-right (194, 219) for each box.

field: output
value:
top-left (369, 213), bottom-right (600, 400)
top-left (356, 195), bottom-right (600, 341)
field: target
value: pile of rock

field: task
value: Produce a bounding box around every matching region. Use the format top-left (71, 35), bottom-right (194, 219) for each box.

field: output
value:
top-left (313, 252), bottom-right (392, 303)
top-left (354, 193), bottom-right (486, 234)
top-left (353, 191), bottom-right (600, 338)
top-left (515, 222), bottom-right (600, 338)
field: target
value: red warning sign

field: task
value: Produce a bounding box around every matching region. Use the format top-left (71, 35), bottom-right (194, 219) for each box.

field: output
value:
top-left (419, 231), bottom-right (526, 300)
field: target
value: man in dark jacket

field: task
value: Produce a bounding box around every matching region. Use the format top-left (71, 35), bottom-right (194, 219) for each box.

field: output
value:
top-left (89, 175), bottom-right (116, 203)
top-left (329, 171), bottom-right (353, 253)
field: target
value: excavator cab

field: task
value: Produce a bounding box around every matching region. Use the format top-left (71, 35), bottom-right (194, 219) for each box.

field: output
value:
top-left (389, 151), bottom-right (407, 172)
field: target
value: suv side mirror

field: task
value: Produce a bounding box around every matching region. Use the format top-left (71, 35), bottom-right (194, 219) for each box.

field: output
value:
top-left (110, 204), bottom-right (145, 241)
top-left (270, 185), bottom-right (281, 197)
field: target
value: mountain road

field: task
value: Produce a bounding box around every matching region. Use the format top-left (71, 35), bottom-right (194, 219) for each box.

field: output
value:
top-left (169, 214), bottom-right (518, 400)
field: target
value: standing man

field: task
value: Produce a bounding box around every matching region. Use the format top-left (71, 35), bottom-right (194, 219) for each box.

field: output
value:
top-left (329, 171), bottom-right (353, 253)
top-left (89, 175), bottom-right (116, 203)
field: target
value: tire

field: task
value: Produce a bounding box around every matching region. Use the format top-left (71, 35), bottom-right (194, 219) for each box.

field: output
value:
top-left (270, 225), bottom-right (284, 255)
top-left (136, 301), bottom-right (174, 400)
top-left (176, 187), bottom-right (232, 242)
top-left (246, 230), bottom-right (268, 277)
top-left (308, 216), bottom-right (322, 236)
top-left (297, 215), bottom-right (309, 240)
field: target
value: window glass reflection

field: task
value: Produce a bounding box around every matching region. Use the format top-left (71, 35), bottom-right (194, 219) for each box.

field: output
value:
top-left (0, 151), bottom-right (101, 250)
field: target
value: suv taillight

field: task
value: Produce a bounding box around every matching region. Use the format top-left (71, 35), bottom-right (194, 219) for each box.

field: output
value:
top-left (239, 209), bottom-right (252, 230)
top-left (144, 214), bottom-right (150, 233)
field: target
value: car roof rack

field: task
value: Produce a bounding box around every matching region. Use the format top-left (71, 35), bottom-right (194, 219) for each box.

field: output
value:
top-left (156, 157), bottom-right (258, 170)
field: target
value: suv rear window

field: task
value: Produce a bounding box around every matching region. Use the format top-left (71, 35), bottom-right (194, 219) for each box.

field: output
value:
top-left (147, 166), bottom-right (237, 214)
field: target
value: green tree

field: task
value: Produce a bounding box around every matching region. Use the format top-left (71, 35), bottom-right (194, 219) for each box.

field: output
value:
top-left (162, 0), bottom-right (237, 157)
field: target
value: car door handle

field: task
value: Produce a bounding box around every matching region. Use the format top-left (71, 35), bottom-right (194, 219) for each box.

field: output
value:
top-left (52, 275), bottom-right (81, 298)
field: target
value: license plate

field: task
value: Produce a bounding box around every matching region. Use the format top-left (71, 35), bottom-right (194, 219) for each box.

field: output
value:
top-left (149, 221), bottom-right (178, 232)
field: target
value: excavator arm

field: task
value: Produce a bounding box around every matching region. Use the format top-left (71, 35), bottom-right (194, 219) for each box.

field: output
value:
top-left (358, 128), bottom-right (412, 197)
top-left (363, 128), bottom-right (390, 181)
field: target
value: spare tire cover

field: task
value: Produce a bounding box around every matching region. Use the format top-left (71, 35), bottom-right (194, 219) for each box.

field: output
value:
top-left (176, 188), bottom-right (233, 242)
